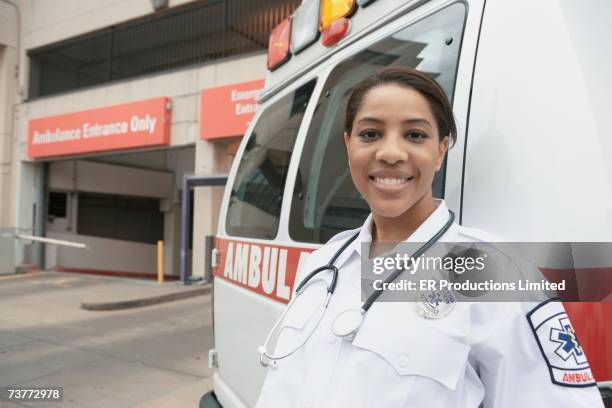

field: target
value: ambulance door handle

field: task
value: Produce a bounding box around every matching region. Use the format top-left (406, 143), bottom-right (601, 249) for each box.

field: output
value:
top-left (211, 248), bottom-right (220, 268)
top-left (208, 349), bottom-right (218, 369)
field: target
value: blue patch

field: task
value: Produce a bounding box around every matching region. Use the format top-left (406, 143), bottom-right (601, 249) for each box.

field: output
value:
top-left (526, 299), bottom-right (596, 388)
top-left (549, 316), bottom-right (586, 364)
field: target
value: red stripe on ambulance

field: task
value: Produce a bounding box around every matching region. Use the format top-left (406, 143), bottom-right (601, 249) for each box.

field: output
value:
top-left (213, 238), bottom-right (315, 303)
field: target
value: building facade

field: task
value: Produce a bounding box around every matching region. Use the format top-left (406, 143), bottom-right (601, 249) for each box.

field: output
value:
top-left (0, 0), bottom-right (298, 278)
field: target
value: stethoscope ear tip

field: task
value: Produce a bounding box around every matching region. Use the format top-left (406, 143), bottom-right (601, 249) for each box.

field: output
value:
top-left (257, 345), bottom-right (266, 355)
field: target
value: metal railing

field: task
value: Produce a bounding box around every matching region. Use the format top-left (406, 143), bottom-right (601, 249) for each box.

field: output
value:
top-left (0, 229), bottom-right (90, 275)
top-left (28, 0), bottom-right (300, 98)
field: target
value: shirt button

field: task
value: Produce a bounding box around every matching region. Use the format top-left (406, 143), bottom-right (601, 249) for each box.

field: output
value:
top-left (328, 334), bottom-right (337, 344)
top-left (398, 355), bottom-right (410, 368)
top-left (303, 399), bottom-right (313, 408)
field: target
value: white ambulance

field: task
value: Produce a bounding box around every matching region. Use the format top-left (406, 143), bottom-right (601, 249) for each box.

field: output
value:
top-left (202, 0), bottom-right (612, 406)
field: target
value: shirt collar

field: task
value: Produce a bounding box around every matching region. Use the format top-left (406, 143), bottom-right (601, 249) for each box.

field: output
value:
top-left (332, 199), bottom-right (452, 270)
top-left (404, 199), bottom-right (451, 243)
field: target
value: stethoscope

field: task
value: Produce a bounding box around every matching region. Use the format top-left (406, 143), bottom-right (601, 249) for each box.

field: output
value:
top-left (258, 210), bottom-right (455, 367)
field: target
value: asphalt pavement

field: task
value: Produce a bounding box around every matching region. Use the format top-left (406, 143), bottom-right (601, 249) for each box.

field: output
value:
top-left (0, 271), bottom-right (213, 407)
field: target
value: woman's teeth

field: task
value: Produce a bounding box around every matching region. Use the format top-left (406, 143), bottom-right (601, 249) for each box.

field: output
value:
top-left (374, 177), bottom-right (408, 185)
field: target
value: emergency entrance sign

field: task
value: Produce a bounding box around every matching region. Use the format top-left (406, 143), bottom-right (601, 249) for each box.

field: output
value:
top-left (200, 79), bottom-right (264, 140)
top-left (28, 97), bottom-right (172, 159)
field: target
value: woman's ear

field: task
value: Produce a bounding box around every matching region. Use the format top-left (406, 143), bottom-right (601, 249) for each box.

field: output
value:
top-left (435, 136), bottom-right (450, 171)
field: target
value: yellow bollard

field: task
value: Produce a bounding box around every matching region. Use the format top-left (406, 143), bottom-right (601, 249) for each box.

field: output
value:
top-left (157, 240), bottom-right (164, 284)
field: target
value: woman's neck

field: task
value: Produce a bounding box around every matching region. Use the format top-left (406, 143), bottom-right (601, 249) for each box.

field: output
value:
top-left (371, 196), bottom-right (438, 243)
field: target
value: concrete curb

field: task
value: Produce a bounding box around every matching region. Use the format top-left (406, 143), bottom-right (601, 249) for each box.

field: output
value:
top-left (81, 285), bottom-right (211, 311)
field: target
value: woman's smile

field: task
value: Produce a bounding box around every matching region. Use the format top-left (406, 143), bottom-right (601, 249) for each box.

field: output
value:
top-left (369, 171), bottom-right (415, 193)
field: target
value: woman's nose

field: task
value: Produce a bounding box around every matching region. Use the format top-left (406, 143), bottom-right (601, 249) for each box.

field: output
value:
top-left (375, 133), bottom-right (409, 164)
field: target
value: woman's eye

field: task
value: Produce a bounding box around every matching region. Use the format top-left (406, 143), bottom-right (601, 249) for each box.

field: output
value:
top-left (358, 130), bottom-right (382, 139)
top-left (405, 131), bottom-right (428, 140)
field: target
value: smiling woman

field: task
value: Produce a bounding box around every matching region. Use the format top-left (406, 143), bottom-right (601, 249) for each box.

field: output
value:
top-left (255, 67), bottom-right (605, 408)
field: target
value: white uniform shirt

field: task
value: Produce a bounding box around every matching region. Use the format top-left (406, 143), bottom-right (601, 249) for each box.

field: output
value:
top-left (256, 200), bottom-right (604, 408)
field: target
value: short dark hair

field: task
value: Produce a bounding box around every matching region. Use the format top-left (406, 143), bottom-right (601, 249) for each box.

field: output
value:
top-left (344, 67), bottom-right (457, 145)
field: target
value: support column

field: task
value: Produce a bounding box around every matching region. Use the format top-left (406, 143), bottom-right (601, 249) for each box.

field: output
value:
top-left (33, 162), bottom-right (47, 268)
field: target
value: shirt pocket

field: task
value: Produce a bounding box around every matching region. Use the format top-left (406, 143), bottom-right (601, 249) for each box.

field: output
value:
top-left (350, 318), bottom-right (470, 405)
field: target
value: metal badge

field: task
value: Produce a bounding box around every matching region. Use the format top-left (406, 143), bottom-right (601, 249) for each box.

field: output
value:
top-left (417, 288), bottom-right (456, 319)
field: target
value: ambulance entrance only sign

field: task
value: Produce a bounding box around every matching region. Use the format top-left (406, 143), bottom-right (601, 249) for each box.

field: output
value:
top-left (28, 97), bottom-right (172, 159)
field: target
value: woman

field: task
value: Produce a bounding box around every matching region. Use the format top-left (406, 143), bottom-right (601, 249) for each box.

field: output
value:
top-left (255, 67), bottom-right (603, 407)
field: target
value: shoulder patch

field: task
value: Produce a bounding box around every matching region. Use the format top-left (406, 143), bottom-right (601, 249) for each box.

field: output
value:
top-left (526, 299), bottom-right (596, 387)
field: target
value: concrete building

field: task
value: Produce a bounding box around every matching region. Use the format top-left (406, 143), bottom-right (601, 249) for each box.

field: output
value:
top-left (0, 0), bottom-right (298, 278)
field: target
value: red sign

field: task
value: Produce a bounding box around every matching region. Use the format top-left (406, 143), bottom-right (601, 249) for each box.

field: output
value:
top-left (200, 80), bottom-right (265, 140)
top-left (28, 97), bottom-right (172, 159)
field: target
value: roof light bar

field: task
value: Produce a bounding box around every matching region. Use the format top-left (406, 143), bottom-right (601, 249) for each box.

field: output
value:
top-left (292, 0), bottom-right (321, 54)
top-left (322, 17), bottom-right (350, 47)
top-left (267, 17), bottom-right (292, 70)
top-left (320, 0), bottom-right (355, 31)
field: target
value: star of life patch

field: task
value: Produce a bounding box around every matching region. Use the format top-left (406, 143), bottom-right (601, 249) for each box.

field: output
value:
top-left (526, 299), bottom-right (596, 387)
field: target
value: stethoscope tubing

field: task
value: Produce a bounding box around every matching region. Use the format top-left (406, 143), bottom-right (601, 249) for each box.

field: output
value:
top-left (259, 291), bottom-right (332, 367)
top-left (294, 230), bottom-right (359, 294)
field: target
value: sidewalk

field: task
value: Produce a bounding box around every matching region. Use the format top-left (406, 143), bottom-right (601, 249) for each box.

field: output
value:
top-left (78, 275), bottom-right (210, 311)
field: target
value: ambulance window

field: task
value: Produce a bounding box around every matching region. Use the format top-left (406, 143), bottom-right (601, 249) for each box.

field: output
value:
top-left (289, 4), bottom-right (465, 243)
top-left (226, 80), bottom-right (316, 239)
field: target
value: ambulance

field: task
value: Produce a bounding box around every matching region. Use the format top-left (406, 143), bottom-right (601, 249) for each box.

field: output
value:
top-left (202, 0), bottom-right (612, 406)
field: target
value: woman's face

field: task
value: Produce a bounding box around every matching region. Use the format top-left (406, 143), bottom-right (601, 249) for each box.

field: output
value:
top-left (344, 84), bottom-right (449, 220)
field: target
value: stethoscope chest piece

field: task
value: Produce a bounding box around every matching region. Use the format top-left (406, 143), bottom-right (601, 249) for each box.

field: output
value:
top-left (331, 309), bottom-right (364, 338)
